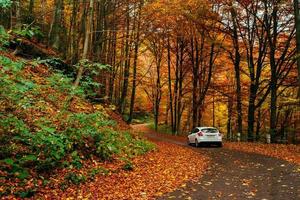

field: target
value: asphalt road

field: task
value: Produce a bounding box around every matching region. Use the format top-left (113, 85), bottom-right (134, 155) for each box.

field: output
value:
top-left (133, 124), bottom-right (300, 200)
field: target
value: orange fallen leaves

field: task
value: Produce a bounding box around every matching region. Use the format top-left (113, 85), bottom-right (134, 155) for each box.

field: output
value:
top-left (224, 142), bottom-right (300, 165)
top-left (36, 141), bottom-right (210, 199)
top-left (132, 124), bottom-right (187, 144)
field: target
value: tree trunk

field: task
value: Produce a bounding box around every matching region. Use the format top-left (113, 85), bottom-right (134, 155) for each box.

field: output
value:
top-left (108, 2), bottom-right (117, 102)
top-left (74, 0), bottom-right (94, 88)
top-left (67, 0), bottom-right (78, 63)
top-left (268, 3), bottom-right (278, 142)
top-left (167, 36), bottom-right (174, 133)
top-left (48, 0), bottom-right (64, 50)
top-left (255, 107), bottom-right (261, 141)
top-left (247, 84), bottom-right (256, 141)
top-left (191, 38), bottom-right (199, 128)
top-left (227, 97), bottom-right (233, 141)
top-left (14, 0), bottom-right (21, 28)
top-left (294, 0), bottom-right (300, 97)
top-left (269, 62), bottom-right (277, 142)
top-left (173, 39), bottom-right (180, 133)
top-left (230, 5), bottom-right (243, 139)
top-left (119, 1), bottom-right (131, 114)
top-left (128, 1), bottom-right (143, 123)
top-left (154, 58), bottom-right (162, 131)
top-left (176, 38), bottom-right (184, 134)
top-left (29, 0), bottom-right (34, 13)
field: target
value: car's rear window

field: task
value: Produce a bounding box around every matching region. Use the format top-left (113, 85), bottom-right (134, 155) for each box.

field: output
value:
top-left (201, 128), bottom-right (218, 133)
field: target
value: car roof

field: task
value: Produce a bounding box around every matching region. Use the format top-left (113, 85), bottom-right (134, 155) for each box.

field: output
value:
top-left (196, 127), bottom-right (218, 129)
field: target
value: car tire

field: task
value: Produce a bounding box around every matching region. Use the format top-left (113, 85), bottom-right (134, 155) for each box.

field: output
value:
top-left (195, 139), bottom-right (199, 147)
top-left (218, 142), bottom-right (223, 148)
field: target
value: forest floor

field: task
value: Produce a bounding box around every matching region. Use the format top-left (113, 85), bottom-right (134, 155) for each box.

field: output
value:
top-left (31, 140), bottom-right (209, 199)
top-left (133, 124), bottom-right (300, 200)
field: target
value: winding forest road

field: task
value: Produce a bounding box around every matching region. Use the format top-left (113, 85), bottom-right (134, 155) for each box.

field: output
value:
top-left (132, 124), bottom-right (300, 200)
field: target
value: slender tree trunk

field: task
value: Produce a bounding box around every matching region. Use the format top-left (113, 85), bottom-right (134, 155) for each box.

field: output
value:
top-left (68, 0), bottom-right (78, 63)
top-left (28, 0), bottom-right (35, 21)
top-left (255, 107), bottom-right (261, 141)
top-left (119, 1), bottom-right (131, 114)
top-left (268, 3), bottom-right (278, 142)
top-left (173, 39), bottom-right (180, 133)
top-left (48, 0), bottom-right (64, 50)
top-left (29, 0), bottom-right (34, 13)
top-left (109, 3), bottom-right (117, 102)
top-left (15, 0), bottom-right (21, 28)
top-left (74, 0), bottom-right (94, 88)
top-left (176, 39), bottom-right (184, 134)
top-left (191, 38), bottom-right (199, 128)
top-left (230, 6), bottom-right (243, 139)
top-left (294, 0), bottom-right (300, 97)
top-left (235, 60), bottom-right (243, 138)
top-left (247, 84), bottom-right (257, 141)
top-left (154, 57), bottom-right (162, 131)
top-left (177, 55), bottom-right (183, 134)
top-left (197, 34), bottom-right (205, 127)
top-left (128, 1), bottom-right (143, 123)
top-left (269, 56), bottom-right (278, 141)
top-left (212, 93), bottom-right (215, 127)
top-left (41, 0), bottom-right (46, 24)
top-left (227, 96), bottom-right (233, 141)
top-left (167, 36), bottom-right (174, 133)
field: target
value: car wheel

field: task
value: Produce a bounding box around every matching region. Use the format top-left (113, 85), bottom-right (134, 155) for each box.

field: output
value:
top-left (218, 142), bottom-right (223, 148)
top-left (195, 139), bottom-right (199, 147)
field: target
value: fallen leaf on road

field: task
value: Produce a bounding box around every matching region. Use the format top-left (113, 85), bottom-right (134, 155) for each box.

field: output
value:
top-left (224, 142), bottom-right (300, 164)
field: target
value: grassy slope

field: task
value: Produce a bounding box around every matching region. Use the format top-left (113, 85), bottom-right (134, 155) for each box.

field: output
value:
top-left (0, 51), bottom-right (154, 198)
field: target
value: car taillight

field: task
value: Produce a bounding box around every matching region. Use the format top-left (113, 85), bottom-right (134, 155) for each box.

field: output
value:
top-left (198, 132), bottom-right (203, 136)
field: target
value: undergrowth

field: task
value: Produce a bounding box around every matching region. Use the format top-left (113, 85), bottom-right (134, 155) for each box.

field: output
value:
top-left (0, 54), bottom-right (155, 197)
top-left (148, 123), bottom-right (174, 135)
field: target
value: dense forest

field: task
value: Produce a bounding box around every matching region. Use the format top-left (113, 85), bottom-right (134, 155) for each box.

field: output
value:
top-left (0, 0), bottom-right (299, 142)
top-left (1, 0), bottom-right (300, 199)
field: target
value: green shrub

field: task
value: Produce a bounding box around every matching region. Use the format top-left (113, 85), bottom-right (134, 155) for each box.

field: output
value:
top-left (0, 55), bottom-right (155, 195)
top-left (0, 0), bottom-right (12, 9)
top-left (14, 189), bottom-right (36, 198)
top-left (88, 167), bottom-right (109, 180)
top-left (64, 172), bottom-right (86, 185)
top-left (0, 158), bottom-right (29, 180)
top-left (0, 55), bottom-right (24, 73)
top-left (13, 25), bottom-right (44, 40)
top-left (74, 59), bottom-right (111, 97)
top-left (122, 159), bottom-right (134, 171)
top-left (0, 115), bottom-right (30, 136)
top-left (46, 72), bottom-right (82, 96)
top-left (70, 151), bottom-right (82, 169)
top-left (0, 26), bottom-right (9, 49)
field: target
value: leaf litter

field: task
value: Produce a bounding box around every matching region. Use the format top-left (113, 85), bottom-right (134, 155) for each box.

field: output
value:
top-left (33, 141), bottom-right (210, 199)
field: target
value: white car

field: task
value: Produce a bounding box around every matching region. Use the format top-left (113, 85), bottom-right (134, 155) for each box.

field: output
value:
top-left (187, 127), bottom-right (222, 147)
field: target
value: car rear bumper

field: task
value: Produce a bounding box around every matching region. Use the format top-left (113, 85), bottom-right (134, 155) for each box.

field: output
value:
top-left (197, 137), bottom-right (222, 143)
top-left (198, 141), bottom-right (222, 144)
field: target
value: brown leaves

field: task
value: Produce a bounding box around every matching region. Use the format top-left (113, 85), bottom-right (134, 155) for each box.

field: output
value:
top-left (224, 142), bottom-right (300, 165)
top-left (35, 141), bottom-right (209, 199)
